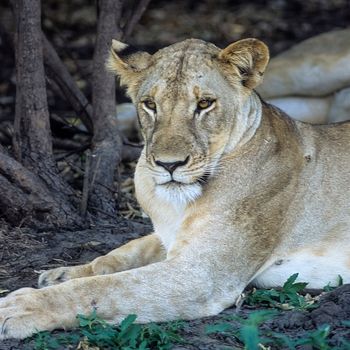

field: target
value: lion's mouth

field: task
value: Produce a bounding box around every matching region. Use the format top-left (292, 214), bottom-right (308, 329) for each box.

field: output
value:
top-left (158, 180), bottom-right (189, 188)
top-left (155, 179), bottom-right (203, 204)
top-left (159, 173), bottom-right (209, 187)
top-left (168, 179), bottom-right (182, 184)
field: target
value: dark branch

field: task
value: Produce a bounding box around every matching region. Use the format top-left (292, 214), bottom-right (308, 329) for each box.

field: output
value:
top-left (123, 0), bottom-right (152, 40)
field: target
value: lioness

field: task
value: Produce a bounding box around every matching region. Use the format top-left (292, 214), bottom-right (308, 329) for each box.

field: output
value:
top-left (1, 38), bottom-right (350, 340)
top-left (258, 28), bottom-right (350, 124)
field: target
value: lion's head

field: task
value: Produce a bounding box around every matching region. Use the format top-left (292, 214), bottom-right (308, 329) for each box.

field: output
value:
top-left (108, 38), bottom-right (269, 204)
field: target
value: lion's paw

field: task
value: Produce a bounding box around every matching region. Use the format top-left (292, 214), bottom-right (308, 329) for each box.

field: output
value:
top-left (38, 266), bottom-right (79, 288)
top-left (0, 288), bottom-right (55, 340)
top-left (38, 264), bottom-right (93, 288)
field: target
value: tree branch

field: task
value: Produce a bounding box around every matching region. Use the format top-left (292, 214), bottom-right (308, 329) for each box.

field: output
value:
top-left (43, 34), bottom-right (94, 133)
top-left (122, 0), bottom-right (152, 40)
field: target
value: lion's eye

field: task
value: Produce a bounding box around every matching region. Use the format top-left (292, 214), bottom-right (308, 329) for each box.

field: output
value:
top-left (197, 99), bottom-right (214, 110)
top-left (143, 100), bottom-right (156, 111)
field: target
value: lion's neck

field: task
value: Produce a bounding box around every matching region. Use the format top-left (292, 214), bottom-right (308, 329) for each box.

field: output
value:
top-left (224, 92), bottom-right (262, 155)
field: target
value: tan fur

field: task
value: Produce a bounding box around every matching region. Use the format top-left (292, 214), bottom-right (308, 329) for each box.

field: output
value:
top-left (1, 38), bottom-right (350, 340)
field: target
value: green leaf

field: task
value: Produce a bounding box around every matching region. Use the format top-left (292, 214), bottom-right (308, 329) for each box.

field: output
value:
top-left (119, 314), bottom-right (138, 333)
top-left (269, 332), bottom-right (298, 349)
top-left (282, 273), bottom-right (299, 289)
top-left (246, 274), bottom-right (312, 310)
top-left (240, 324), bottom-right (260, 350)
top-left (33, 331), bottom-right (61, 350)
top-left (138, 339), bottom-right (150, 350)
top-left (205, 323), bottom-right (232, 334)
top-left (338, 275), bottom-right (343, 286)
top-left (31, 313), bottom-right (183, 350)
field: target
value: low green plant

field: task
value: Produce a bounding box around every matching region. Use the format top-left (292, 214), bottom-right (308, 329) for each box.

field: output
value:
top-left (32, 331), bottom-right (60, 350)
top-left (294, 325), bottom-right (331, 350)
top-left (206, 310), bottom-right (277, 350)
top-left (207, 314), bottom-right (350, 350)
top-left (245, 273), bottom-right (316, 310)
top-left (31, 330), bottom-right (80, 350)
top-left (206, 273), bottom-right (350, 350)
top-left (273, 324), bottom-right (350, 350)
top-left (323, 275), bottom-right (343, 292)
top-left (31, 311), bottom-right (183, 350)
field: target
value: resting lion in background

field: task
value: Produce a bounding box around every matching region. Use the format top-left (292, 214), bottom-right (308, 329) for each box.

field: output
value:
top-left (258, 28), bottom-right (350, 124)
top-left (1, 37), bottom-right (350, 340)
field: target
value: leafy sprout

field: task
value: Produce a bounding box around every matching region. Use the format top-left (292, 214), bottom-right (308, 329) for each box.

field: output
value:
top-left (30, 311), bottom-right (183, 350)
top-left (245, 273), bottom-right (317, 310)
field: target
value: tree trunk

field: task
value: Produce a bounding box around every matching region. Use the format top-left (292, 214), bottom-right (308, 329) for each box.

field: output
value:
top-left (13, 0), bottom-right (52, 172)
top-left (2, 0), bottom-right (83, 228)
top-left (0, 148), bottom-right (81, 228)
top-left (88, 0), bottom-right (124, 217)
top-left (0, 0), bottom-right (150, 228)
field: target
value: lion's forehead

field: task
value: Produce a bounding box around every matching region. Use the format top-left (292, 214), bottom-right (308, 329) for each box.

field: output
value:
top-left (138, 40), bottom-right (229, 104)
top-left (154, 38), bottom-right (219, 59)
top-left (150, 39), bottom-right (219, 81)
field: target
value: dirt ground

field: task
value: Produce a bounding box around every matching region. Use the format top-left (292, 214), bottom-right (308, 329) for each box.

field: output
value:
top-left (1, 0), bottom-right (350, 348)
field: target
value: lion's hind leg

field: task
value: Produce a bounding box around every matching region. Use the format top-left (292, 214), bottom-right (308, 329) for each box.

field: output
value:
top-left (253, 241), bottom-right (350, 289)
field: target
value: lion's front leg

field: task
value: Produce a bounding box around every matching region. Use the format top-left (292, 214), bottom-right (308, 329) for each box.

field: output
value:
top-left (0, 282), bottom-right (94, 340)
top-left (38, 233), bottom-right (165, 287)
top-left (0, 256), bottom-right (240, 340)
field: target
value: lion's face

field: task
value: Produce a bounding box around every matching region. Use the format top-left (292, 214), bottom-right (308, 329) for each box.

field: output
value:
top-left (135, 43), bottom-right (240, 203)
top-left (108, 39), bottom-right (269, 203)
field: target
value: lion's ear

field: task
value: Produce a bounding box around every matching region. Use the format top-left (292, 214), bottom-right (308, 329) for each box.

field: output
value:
top-left (218, 38), bottom-right (269, 89)
top-left (106, 40), bottom-right (152, 99)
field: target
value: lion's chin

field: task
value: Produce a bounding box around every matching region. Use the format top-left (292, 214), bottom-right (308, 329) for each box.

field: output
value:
top-left (155, 181), bottom-right (202, 205)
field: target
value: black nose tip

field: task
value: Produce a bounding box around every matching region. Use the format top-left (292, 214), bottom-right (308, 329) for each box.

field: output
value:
top-left (155, 156), bottom-right (190, 174)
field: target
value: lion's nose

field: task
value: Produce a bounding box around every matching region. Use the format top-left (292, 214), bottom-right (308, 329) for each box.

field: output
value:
top-left (155, 156), bottom-right (190, 174)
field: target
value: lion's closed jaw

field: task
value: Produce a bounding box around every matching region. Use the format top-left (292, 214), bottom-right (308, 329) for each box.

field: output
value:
top-left (155, 182), bottom-right (203, 205)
